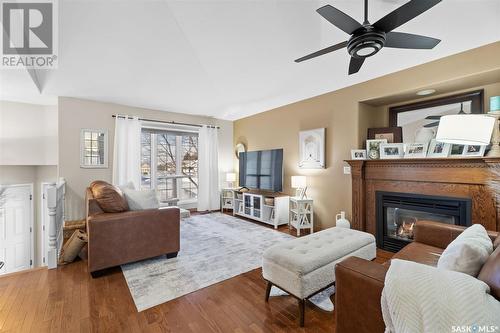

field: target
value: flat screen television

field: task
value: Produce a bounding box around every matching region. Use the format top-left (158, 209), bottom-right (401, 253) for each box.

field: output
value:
top-left (238, 149), bottom-right (283, 192)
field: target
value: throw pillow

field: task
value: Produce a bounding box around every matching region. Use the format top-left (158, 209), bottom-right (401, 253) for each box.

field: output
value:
top-left (437, 224), bottom-right (493, 277)
top-left (90, 180), bottom-right (129, 213)
top-left (122, 189), bottom-right (159, 211)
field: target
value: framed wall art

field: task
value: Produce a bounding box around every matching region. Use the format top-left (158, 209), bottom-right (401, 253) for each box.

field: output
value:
top-left (299, 128), bottom-right (325, 169)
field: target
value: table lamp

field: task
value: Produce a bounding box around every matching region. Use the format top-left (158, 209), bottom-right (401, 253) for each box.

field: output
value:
top-left (436, 114), bottom-right (495, 146)
top-left (291, 176), bottom-right (307, 199)
top-left (226, 172), bottom-right (236, 188)
top-left (487, 96), bottom-right (500, 157)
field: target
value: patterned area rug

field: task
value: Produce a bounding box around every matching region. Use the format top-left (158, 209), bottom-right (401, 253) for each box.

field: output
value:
top-left (121, 213), bottom-right (294, 311)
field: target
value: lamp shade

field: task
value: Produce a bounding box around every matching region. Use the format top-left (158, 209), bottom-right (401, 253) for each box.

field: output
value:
top-left (436, 114), bottom-right (495, 146)
top-left (226, 172), bottom-right (236, 182)
top-left (291, 176), bottom-right (306, 188)
top-left (491, 96), bottom-right (500, 112)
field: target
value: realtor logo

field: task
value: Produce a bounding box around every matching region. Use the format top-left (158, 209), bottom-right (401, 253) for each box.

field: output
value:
top-left (1, 0), bottom-right (58, 68)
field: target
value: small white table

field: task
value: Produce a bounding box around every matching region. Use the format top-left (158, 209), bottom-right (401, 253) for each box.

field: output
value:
top-left (289, 197), bottom-right (314, 236)
top-left (221, 188), bottom-right (236, 213)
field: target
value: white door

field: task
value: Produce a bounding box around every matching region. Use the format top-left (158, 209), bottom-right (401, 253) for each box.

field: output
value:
top-left (0, 184), bottom-right (33, 275)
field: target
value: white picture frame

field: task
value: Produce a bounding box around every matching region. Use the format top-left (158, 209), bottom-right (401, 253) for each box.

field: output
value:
top-left (80, 128), bottom-right (108, 168)
top-left (427, 139), bottom-right (451, 158)
top-left (463, 144), bottom-right (486, 157)
top-left (366, 139), bottom-right (388, 160)
top-left (351, 149), bottom-right (367, 160)
top-left (380, 143), bottom-right (405, 159)
top-left (299, 128), bottom-right (325, 169)
top-left (404, 143), bottom-right (428, 158)
top-left (449, 144), bottom-right (466, 157)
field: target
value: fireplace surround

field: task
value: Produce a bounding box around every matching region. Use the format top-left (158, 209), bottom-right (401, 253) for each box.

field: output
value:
top-left (345, 157), bottom-right (500, 248)
top-left (376, 191), bottom-right (472, 252)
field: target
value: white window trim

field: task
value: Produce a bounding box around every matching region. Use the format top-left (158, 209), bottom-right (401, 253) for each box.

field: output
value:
top-left (141, 124), bottom-right (199, 206)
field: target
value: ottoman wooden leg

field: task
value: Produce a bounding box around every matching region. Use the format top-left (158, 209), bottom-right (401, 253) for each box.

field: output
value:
top-left (299, 298), bottom-right (305, 327)
top-left (265, 281), bottom-right (272, 302)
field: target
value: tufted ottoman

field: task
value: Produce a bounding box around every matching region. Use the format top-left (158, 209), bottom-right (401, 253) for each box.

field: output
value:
top-left (262, 227), bottom-right (376, 326)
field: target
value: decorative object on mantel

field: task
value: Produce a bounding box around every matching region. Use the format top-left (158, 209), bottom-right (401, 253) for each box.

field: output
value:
top-left (235, 142), bottom-right (247, 159)
top-left (380, 143), bottom-right (405, 159)
top-left (487, 96), bottom-right (500, 157)
top-left (335, 211), bottom-right (350, 229)
top-left (449, 144), bottom-right (466, 157)
top-left (463, 145), bottom-right (486, 157)
top-left (291, 176), bottom-right (307, 199)
top-left (404, 143), bottom-right (428, 158)
top-left (389, 90), bottom-right (484, 144)
top-left (351, 149), bottom-right (367, 160)
top-left (367, 127), bottom-right (402, 143)
top-left (299, 128), bottom-right (325, 169)
top-left (427, 139), bottom-right (451, 158)
top-left (366, 139), bottom-right (387, 160)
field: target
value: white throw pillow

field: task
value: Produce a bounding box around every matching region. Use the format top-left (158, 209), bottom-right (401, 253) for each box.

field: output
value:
top-left (122, 189), bottom-right (159, 211)
top-left (437, 224), bottom-right (493, 277)
top-left (118, 181), bottom-right (135, 192)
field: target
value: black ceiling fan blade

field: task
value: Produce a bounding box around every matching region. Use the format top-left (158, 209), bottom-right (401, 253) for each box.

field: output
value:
top-left (294, 41), bottom-right (348, 63)
top-left (317, 5), bottom-right (362, 35)
top-left (348, 57), bottom-right (365, 75)
top-left (373, 0), bottom-right (442, 33)
top-left (424, 121), bottom-right (440, 128)
top-left (425, 115), bottom-right (442, 120)
top-left (385, 32), bottom-right (440, 49)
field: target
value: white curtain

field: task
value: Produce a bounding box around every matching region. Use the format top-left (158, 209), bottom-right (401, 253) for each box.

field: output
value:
top-left (197, 126), bottom-right (220, 211)
top-left (112, 115), bottom-right (142, 189)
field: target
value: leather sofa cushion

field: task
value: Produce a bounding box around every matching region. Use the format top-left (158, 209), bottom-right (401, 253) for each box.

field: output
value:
top-left (90, 180), bottom-right (129, 213)
top-left (477, 246), bottom-right (500, 301)
top-left (390, 242), bottom-right (443, 267)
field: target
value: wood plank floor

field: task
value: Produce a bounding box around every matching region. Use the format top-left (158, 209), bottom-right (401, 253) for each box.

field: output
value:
top-left (0, 221), bottom-right (391, 333)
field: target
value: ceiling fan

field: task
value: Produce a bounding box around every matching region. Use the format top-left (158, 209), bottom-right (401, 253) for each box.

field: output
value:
top-left (424, 102), bottom-right (466, 128)
top-left (295, 0), bottom-right (442, 74)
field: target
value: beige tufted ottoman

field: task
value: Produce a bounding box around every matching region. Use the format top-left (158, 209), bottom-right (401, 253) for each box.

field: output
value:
top-left (262, 227), bottom-right (376, 326)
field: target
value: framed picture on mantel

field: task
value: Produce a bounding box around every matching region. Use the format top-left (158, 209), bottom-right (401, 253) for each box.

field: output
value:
top-left (367, 127), bottom-right (402, 143)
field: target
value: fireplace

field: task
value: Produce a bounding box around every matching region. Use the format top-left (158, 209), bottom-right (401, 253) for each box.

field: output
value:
top-left (376, 191), bottom-right (472, 252)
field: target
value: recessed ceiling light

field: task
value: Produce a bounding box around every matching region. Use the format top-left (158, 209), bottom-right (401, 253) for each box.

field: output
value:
top-left (416, 89), bottom-right (436, 96)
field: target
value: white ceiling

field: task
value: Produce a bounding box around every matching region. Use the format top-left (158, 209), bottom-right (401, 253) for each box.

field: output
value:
top-left (1, 0), bottom-right (499, 120)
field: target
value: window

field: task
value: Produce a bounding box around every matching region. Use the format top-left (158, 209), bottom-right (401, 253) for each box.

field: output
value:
top-left (80, 129), bottom-right (108, 168)
top-left (141, 128), bottom-right (198, 205)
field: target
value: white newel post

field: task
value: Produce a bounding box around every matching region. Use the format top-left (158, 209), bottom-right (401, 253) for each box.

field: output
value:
top-left (47, 178), bottom-right (66, 269)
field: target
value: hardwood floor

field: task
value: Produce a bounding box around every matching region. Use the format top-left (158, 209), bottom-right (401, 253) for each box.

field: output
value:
top-left (0, 218), bottom-right (391, 333)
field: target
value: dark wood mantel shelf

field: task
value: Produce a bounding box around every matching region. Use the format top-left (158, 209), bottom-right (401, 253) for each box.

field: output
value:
top-left (345, 157), bottom-right (500, 235)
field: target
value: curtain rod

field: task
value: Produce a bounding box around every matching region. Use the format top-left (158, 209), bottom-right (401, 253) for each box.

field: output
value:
top-left (111, 115), bottom-right (220, 129)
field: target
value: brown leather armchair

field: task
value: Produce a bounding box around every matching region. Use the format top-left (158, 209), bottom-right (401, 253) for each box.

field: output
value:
top-left (334, 221), bottom-right (500, 333)
top-left (86, 188), bottom-right (180, 275)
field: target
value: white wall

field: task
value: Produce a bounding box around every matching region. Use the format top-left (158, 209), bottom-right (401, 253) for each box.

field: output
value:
top-left (58, 97), bottom-right (234, 220)
top-left (0, 101), bottom-right (58, 165)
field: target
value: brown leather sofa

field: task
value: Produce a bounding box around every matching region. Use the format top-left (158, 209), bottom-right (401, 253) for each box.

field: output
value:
top-left (334, 221), bottom-right (500, 333)
top-left (85, 186), bottom-right (180, 276)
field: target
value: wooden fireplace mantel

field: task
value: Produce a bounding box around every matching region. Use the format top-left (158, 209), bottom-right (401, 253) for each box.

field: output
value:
top-left (345, 157), bottom-right (500, 235)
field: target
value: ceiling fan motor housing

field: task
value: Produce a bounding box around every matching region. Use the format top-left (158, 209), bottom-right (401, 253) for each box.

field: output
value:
top-left (347, 27), bottom-right (386, 58)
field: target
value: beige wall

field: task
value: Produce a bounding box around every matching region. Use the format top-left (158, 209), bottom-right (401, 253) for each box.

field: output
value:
top-left (0, 165), bottom-right (58, 267)
top-left (234, 42), bottom-right (500, 230)
top-left (58, 97), bottom-right (233, 220)
top-left (0, 101), bottom-right (58, 165)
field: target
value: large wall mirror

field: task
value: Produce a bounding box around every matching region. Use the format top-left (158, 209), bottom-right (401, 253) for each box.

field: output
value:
top-left (80, 129), bottom-right (108, 168)
top-left (389, 90), bottom-right (484, 143)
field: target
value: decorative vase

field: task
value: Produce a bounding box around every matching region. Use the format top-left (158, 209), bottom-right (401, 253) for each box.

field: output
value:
top-left (335, 211), bottom-right (351, 229)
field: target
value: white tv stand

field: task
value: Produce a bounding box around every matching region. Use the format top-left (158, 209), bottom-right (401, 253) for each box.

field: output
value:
top-left (231, 190), bottom-right (289, 229)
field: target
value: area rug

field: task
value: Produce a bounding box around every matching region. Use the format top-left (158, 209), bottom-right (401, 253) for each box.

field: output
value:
top-left (269, 285), bottom-right (335, 312)
top-left (121, 212), bottom-right (294, 311)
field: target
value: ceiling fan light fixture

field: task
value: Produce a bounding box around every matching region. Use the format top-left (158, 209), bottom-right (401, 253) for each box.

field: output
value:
top-left (416, 89), bottom-right (436, 96)
top-left (347, 29), bottom-right (386, 58)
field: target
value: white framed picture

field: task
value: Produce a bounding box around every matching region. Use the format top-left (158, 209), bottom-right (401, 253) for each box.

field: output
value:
top-left (449, 144), bottom-right (466, 157)
top-left (80, 128), bottom-right (108, 168)
top-left (351, 149), bottom-right (367, 160)
top-left (299, 128), bottom-right (325, 169)
top-left (427, 139), bottom-right (451, 158)
top-left (404, 143), bottom-right (428, 158)
top-left (380, 143), bottom-right (405, 159)
top-left (366, 139), bottom-right (387, 160)
top-left (463, 145), bottom-right (486, 157)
